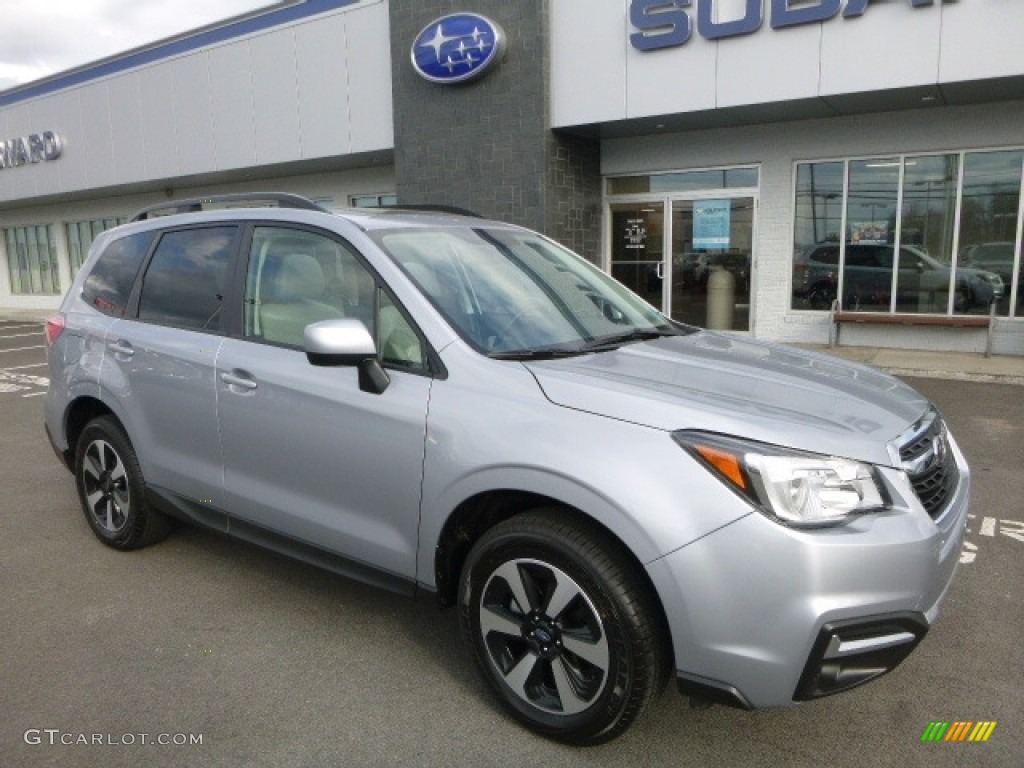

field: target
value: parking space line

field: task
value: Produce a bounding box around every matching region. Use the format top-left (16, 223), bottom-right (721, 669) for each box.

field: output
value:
top-left (0, 345), bottom-right (45, 353)
top-left (0, 362), bottom-right (47, 370)
top-left (0, 332), bottom-right (44, 339)
top-left (0, 323), bottom-right (43, 331)
top-left (21, 391), bottom-right (46, 398)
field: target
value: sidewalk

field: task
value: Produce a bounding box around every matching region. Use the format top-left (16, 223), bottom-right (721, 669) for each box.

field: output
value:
top-left (797, 343), bottom-right (1024, 386)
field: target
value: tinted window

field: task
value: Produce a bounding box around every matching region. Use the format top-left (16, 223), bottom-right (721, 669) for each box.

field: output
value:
top-left (138, 227), bottom-right (235, 331)
top-left (82, 231), bottom-right (156, 317)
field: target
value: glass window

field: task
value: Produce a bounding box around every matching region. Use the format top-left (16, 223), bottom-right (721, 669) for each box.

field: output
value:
top-left (843, 158), bottom-right (900, 311)
top-left (82, 231), bottom-right (156, 317)
top-left (67, 217), bottom-right (127, 274)
top-left (609, 202), bottom-right (665, 311)
top-left (896, 155), bottom-right (959, 313)
top-left (351, 193), bottom-right (398, 208)
top-left (378, 289), bottom-right (424, 370)
top-left (4, 224), bottom-right (60, 295)
top-left (137, 227), bottom-right (236, 332)
top-left (608, 168), bottom-right (758, 195)
top-left (375, 226), bottom-right (674, 357)
top-left (791, 150), bottom-right (1024, 317)
top-left (244, 226), bottom-right (372, 348)
top-left (792, 162), bottom-right (844, 309)
top-left (243, 226), bottom-right (427, 371)
top-left (957, 150), bottom-right (1024, 317)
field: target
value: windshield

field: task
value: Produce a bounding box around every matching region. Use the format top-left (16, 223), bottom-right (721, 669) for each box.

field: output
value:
top-left (373, 226), bottom-right (684, 357)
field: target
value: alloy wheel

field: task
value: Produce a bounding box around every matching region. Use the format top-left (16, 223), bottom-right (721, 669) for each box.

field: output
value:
top-left (80, 438), bottom-right (131, 534)
top-left (478, 558), bottom-right (609, 716)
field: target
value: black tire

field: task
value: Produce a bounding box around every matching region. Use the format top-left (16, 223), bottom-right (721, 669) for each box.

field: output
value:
top-left (74, 415), bottom-right (171, 550)
top-left (808, 284), bottom-right (835, 310)
top-left (459, 510), bottom-right (667, 745)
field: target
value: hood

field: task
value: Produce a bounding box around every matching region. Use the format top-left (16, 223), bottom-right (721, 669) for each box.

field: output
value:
top-left (524, 332), bottom-right (930, 466)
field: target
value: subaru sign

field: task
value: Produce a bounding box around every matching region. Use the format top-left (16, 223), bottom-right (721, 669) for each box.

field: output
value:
top-left (411, 13), bottom-right (506, 84)
top-left (630, 0), bottom-right (936, 51)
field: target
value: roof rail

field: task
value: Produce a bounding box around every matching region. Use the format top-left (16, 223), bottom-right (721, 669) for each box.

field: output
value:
top-left (365, 204), bottom-right (483, 218)
top-left (130, 192), bottom-right (328, 222)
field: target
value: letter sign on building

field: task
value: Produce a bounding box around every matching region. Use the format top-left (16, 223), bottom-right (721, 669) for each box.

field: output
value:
top-left (629, 0), bottom-right (936, 51)
top-left (0, 131), bottom-right (63, 170)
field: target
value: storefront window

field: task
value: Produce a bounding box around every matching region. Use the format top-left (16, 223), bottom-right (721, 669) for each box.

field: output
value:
top-left (957, 150), bottom-right (1024, 317)
top-left (843, 158), bottom-right (900, 312)
top-left (792, 162), bottom-right (843, 309)
top-left (67, 217), bottom-right (127, 275)
top-left (5, 225), bottom-right (60, 295)
top-left (897, 154), bottom-right (959, 313)
top-left (791, 150), bottom-right (1024, 318)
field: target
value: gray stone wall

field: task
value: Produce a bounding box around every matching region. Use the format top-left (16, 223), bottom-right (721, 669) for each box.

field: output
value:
top-left (389, 0), bottom-right (601, 262)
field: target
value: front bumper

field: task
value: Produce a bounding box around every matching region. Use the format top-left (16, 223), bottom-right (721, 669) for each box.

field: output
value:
top-left (649, 448), bottom-right (969, 709)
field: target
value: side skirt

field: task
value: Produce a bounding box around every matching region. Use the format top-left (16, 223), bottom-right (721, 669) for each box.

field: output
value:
top-left (145, 485), bottom-right (418, 597)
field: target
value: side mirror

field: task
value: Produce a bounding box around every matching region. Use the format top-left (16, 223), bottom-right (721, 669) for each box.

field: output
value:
top-left (303, 318), bottom-right (390, 394)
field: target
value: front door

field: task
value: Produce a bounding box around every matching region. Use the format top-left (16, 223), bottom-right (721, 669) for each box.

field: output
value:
top-left (216, 225), bottom-right (432, 583)
top-left (609, 202), bottom-right (666, 312)
top-left (670, 198), bottom-right (754, 331)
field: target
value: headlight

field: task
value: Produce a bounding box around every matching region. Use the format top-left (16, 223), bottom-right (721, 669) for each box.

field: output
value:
top-left (673, 432), bottom-right (891, 527)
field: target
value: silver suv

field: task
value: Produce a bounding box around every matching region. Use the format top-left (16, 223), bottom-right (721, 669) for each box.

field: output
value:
top-left (45, 194), bottom-right (969, 744)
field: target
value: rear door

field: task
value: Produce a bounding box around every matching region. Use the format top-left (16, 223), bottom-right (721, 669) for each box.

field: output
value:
top-left (215, 224), bottom-right (433, 583)
top-left (104, 225), bottom-right (240, 517)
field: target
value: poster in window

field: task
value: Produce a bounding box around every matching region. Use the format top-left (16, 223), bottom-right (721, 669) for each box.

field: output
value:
top-left (694, 200), bottom-right (730, 249)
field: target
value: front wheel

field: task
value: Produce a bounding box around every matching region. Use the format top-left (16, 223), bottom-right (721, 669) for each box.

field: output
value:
top-left (459, 511), bottom-right (667, 744)
top-left (74, 415), bottom-right (171, 550)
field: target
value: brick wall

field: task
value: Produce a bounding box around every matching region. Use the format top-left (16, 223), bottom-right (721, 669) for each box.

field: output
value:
top-left (388, 0), bottom-right (601, 262)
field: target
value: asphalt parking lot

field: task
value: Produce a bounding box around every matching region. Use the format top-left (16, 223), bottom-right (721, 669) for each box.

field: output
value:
top-left (1, 319), bottom-right (1022, 767)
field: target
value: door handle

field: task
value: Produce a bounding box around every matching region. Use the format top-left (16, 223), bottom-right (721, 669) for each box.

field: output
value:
top-left (219, 371), bottom-right (258, 391)
top-left (656, 262), bottom-right (665, 280)
top-left (109, 340), bottom-right (134, 358)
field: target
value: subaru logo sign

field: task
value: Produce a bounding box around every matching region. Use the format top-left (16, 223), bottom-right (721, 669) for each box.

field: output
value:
top-left (411, 13), bottom-right (506, 84)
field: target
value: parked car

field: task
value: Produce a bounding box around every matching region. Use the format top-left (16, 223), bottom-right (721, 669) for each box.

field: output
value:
top-left (961, 241), bottom-right (1020, 296)
top-left (46, 194), bottom-right (969, 744)
top-left (794, 242), bottom-right (1003, 311)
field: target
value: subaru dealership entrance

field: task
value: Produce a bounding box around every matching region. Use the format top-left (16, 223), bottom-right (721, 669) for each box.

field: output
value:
top-left (606, 169), bottom-right (758, 332)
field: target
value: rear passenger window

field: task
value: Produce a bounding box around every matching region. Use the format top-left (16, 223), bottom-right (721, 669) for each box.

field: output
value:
top-left (138, 227), bottom-right (236, 332)
top-left (81, 231), bottom-right (156, 317)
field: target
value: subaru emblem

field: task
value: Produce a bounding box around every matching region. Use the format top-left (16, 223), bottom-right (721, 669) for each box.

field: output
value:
top-left (411, 13), bottom-right (506, 84)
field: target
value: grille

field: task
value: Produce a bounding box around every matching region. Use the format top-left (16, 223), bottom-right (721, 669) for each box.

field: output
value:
top-left (899, 415), bottom-right (957, 519)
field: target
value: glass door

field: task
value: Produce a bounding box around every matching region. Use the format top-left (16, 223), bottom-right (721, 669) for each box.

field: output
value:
top-left (609, 202), bottom-right (665, 311)
top-left (670, 198), bottom-right (753, 331)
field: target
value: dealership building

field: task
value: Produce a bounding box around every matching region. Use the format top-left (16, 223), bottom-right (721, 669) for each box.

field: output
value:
top-left (1, 0), bottom-right (1022, 354)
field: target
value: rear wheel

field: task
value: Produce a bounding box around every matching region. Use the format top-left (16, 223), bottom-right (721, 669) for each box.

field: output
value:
top-left (459, 510), bottom-right (666, 744)
top-left (74, 416), bottom-right (171, 550)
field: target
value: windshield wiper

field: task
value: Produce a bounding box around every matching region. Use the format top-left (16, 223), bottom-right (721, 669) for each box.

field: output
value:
top-left (579, 328), bottom-right (680, 353)
top-left (489, 347), bottom-right (588, 361)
